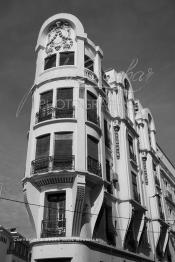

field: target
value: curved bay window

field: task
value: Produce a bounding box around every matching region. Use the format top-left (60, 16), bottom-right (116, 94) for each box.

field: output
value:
top-left (41, 192), bottom-right (66, 237)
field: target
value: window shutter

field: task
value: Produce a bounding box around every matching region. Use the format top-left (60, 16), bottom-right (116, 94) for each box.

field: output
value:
top-left (54, 133), bottom-right (72, 156)
top-left (40, 91), bottom-right (53, 108)
top-left (36, 134), bottom-right (50, 159)
top-left (57, 88), bottom-right (73, 109)
top-left (87, 136), bottom-right (98, 160)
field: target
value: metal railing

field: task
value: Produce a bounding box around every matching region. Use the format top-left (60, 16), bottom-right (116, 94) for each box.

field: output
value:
top-left (84, 68), bottom-right (98, 83)
top-left (53, 155), bottom-right (75, 170)
top-left (35, 106), bottom-right (75, 124)
top-left (31, 155), bottom-right (75, 174)
top-left (87, 156), bottom-right (101, 176)
top-left (31, 156), bottom-right (51, 174)
top-left (55, 107), bottom-right (75, 119)
top-left (36, 107), bottom-right (53, 123)
top-left (41, 219), bottom-right (66, 238)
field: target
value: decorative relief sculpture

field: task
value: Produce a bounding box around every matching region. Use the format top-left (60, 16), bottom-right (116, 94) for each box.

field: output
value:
top-left (46, 20), bottom-right (74, 55)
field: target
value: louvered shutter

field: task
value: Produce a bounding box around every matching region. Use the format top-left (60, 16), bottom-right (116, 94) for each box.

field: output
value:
top-left (54, 133), bottom-right (72, 156)
top-left (35, 134), bottom-right (50, 159)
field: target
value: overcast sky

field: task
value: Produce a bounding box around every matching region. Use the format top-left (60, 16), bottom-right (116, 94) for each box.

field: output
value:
top-left (0, 0), bottom-right (175, 238)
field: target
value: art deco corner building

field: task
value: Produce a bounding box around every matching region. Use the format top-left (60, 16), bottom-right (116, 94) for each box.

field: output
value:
top-left (23, 13), bottom-right (175, 262)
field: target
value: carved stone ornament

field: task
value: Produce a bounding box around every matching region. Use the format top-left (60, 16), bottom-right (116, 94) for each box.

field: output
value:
top-left (46, 20), bottom-right (74, 55)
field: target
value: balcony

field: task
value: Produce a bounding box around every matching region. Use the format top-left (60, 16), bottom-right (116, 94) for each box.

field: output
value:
top-left (41, 219), bottom-right (66, 238)
top-left (87, 110), bottom-right (100, 126)
top-left (35, 107), bottom-right (75, 124)
top-left (55, 107), bottom-right (75, 119)
top-left (31, 155), bottom-right (75, 174)
top-left (32, 156), bottom-right (51, 174)
top-left (87, 156), bottom-right (101, 176)
top-left (53, 155), bottom-right (75, 170)
top-left (84, 68), bottom-right (98, 84)
top-left (36, 107), bottom-right (53, 123)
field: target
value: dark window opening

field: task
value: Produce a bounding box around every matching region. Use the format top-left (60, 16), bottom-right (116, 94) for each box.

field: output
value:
top-left (60, 52), bottom-right (74, 66)
top-left (128, 135), bottom-right (136, 162)
top-left (41, 192), bottom-right (66, 238)
top-left (132, 172), bottom-right (140, 203)
top-left (44, 54), bottom-right (56, 70)
top-left (104, 119), bottom-right (110, 148)
top-left (37, 91), bottom-right (53, 122)
top-left (106, 160), bottom-right (110, 182)
top-left (56, 88), bottom-right (74, 118)
top-left (87, 91), bottom-right (98, 124)
top-left (84, 55), bottom-right (94, 71)
top-left (32, 134), bottom-right (50, 173)
top-left (53, 132), bottom-right (74, 170)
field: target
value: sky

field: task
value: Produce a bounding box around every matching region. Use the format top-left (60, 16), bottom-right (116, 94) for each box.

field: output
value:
top-left (0, 0), bottom-right (175, 238)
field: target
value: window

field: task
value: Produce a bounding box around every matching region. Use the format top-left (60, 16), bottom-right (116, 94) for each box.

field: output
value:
top-left (157, 195), bottom-right (164, 219)
top-left (44, 54), bottom-right (56, 70)
top-left (104, 119), bottom-right (110, 148)
top-left (106, 159), bottom-right (110, 182)
top-left (56, 88), bottom-right (73, 118)
top-left (60, 52), bottom-right (74, 66)
top-left (36, 134), bottom-right (50, 159)
top-left (53, 132), bottom-right (74, 170)
top-left (128, 135), bottom-right (136, 162)
top-left (87, 135), bottom-right (101, 176)
top-left (37, 91), bottom-right (53, 122)
top-left (32, 134), bottom-right (50, 173)
top-left (84, 55), bottom-right (94, 71)
top-left (42, 192), bottom-right (66, 237)
top-left (132, 172), bottom-right (140, 203)
top-left (87, 91), bottom-right (98, 124)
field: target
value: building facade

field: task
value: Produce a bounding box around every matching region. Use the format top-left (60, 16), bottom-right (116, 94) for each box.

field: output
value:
top-left (23, 13), bottom-right (175, 262)
top-left (0, 226), bottom-right (29, 262)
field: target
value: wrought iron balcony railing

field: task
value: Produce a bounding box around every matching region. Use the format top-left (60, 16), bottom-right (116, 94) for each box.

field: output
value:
top-left (31, 155), bottom-right (75, 174)
top-left (31, 156), bottom-right (51, 174)
top-left (87, 156), bottom-right (101, 177)
top-left (84, 68), bottom-right (98, 83)
top-left (55, 107), bottom-right (75, 119)
top-left (35, 106), bottom-right (75, 123)
top-left (41, 219), bottom-right (66, 238)
top-left (87, 110), bottom-right (100, 126)
top-left (53, 155), bottom-right (75, 170)
top-left (36, 107), bottom-right (53, 123)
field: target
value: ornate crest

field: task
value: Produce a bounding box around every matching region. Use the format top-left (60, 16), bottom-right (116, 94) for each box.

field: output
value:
top-left (46, 20), bottom-right (74, 55)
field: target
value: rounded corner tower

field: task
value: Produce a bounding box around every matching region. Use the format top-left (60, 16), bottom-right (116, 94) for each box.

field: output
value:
top-left (23, 13), bottom-right (160, 262)
top-left (23, 13), bottom-right (111, 262)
